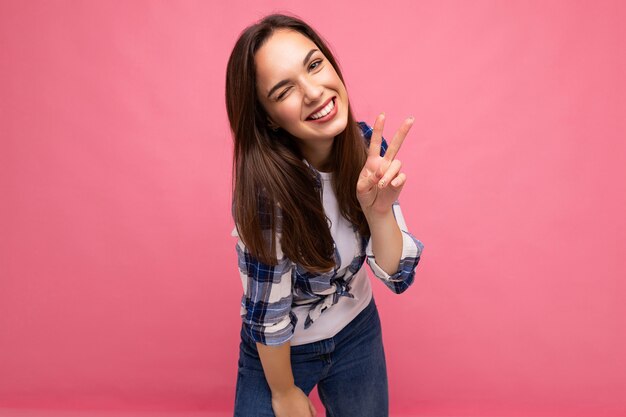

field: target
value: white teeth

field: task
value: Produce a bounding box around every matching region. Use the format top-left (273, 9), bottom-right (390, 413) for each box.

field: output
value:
top-left (309, 99), bottom-right (335, 120)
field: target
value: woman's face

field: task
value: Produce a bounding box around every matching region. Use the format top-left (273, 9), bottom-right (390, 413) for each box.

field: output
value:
top-left (255, 29), bottom-right (349, 145)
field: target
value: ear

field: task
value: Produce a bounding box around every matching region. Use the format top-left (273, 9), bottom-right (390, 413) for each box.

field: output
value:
top-left (267, 117), bottom-right (280, 131)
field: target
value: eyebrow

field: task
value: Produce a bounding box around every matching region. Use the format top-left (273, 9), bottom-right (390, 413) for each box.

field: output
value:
top-left (266, 48), bottom-right (319, 99)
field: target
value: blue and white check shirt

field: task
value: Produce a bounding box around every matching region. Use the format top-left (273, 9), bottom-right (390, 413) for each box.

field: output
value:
top-left (232, 121), bottom-right (424, 346)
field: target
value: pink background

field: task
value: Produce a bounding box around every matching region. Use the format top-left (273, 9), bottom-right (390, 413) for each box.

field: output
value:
top-left (1, 1), bottom-right (625, 416)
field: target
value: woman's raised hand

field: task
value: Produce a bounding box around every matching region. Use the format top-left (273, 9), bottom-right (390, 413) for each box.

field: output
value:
top-left (357, 113), bottom-right (414, 216)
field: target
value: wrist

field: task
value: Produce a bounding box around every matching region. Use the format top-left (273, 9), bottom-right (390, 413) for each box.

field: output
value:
top-left (271, 383), bottom-right (298, 399)
top-left (363, 206), bottom-right (394, 223)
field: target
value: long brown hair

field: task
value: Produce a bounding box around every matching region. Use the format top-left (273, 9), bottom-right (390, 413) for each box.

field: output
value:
top-left (225, 13), bottom-right (369, 272)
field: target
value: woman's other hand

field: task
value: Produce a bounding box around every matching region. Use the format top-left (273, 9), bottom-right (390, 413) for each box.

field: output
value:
top-left (271, 385), bottom-right (317, 417)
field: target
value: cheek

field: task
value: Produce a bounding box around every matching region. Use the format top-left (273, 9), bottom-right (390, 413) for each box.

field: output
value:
top-left (324, 66), bottom-right (343, 85)
top-left (326, 72), bottom-right (348, 100)
top-left (274, 100), bottom-right (302, 124)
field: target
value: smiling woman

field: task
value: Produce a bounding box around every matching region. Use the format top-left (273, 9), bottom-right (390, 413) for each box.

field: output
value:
top-left (225, 13), bottom-right (424, 417)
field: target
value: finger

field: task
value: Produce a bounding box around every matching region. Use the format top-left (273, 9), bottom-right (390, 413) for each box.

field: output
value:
top-left (375, 158), bottom-right (391, 180)
top-left (368, 113), bottom-right (385, 158)
top-left (357, 170), bottom-right (378, 193)
top-left (390, 172), bottom-right (407, 188)
top-left (384, 116), bottom-right (414, 161)
top-left (378, 159), bottom-right (402, 189)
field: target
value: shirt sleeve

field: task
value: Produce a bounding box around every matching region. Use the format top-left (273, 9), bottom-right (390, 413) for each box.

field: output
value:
top-left (232, 226), bottom-right (296, 346)
top-left (365, 200), bottom-right (424, 294)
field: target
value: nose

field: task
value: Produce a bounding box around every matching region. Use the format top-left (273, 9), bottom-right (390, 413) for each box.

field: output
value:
top-left (302, 78), bottom-right (323, 104)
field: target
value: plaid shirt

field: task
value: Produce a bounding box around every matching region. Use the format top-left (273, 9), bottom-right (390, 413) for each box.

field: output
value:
top-left (232, 121), bottom-right (424, 346)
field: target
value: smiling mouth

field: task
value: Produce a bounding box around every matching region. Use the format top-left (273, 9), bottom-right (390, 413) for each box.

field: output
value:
top-left (306, 97), bottom-right (336, 121)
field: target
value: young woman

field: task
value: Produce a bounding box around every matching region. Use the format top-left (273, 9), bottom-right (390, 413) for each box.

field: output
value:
top-left (225, 13), bottom-right (424, 417)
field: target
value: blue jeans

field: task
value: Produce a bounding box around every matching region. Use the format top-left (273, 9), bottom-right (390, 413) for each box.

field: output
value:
top-left (233, 297), bottom-right (388, 417)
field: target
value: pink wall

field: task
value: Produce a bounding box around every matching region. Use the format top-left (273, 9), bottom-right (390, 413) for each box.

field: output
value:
top-left (1, 1), bottom-right (625, 416)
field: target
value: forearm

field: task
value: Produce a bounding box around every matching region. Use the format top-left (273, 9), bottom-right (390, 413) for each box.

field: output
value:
top-left (365, 208), bottom-right (403, 275)
top-left (256, 341), bottom-right (296, 396)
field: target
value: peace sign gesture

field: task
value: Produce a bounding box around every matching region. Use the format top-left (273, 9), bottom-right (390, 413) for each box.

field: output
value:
top-left (356, 114), bottom-right (414, 216)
